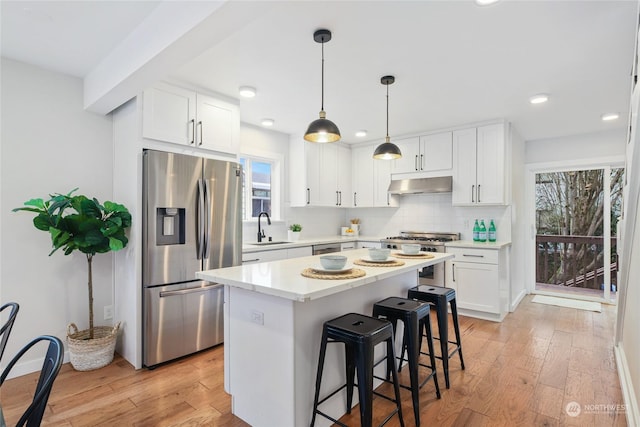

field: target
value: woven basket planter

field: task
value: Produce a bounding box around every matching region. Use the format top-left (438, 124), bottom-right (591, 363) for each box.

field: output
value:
top-left (67, 322), bottom-right (120, 371)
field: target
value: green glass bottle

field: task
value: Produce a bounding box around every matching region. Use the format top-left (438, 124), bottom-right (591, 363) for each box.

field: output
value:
top-left (473, 219), bottom-right (480, 242)
top-left (479, 219), bottom-right (487, 242)
top-left (488, 219), bottom-right (496, 242)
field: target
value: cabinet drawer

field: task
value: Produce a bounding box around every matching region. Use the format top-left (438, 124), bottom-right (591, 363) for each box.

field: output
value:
top-left (446, 247), bottom-right (498, 264)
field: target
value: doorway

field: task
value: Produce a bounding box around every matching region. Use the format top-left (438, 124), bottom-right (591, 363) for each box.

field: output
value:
top-left (531, 167), bottom-right (624, 303)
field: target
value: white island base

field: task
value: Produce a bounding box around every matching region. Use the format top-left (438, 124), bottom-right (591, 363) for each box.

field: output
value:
top-left (198, 249), bottom-right (453, 427)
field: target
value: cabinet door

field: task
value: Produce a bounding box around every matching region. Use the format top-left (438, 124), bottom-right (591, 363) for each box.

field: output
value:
top-left (351, 146), bottom-right (374, 207)
top-left (452, 128), bottom-right (477, 205)
top-left (318, 144), bottom-right (339, 206)
top-left (391, 137), bottom-right (420, 173)
top-left (420, 132), bottom-right (452, 172)
top-left (374, 159), bottom-right (397, 207)
top-left (476, 123), bottom-right (505, 205)
top-left (337, 145), bottom-right (352, 207)
top-left (142, 84), bottom-right (196, 145)
top-left (305, 143), bottom-right (322, 205)
top-left (451, 261), bottom-right (500, 313)
top-left (242, 249), bottom-right (288, 264)
top-left (196, 94), bottom-right (239, 155)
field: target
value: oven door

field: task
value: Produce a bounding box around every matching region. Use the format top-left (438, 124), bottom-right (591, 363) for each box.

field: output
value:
top-left (418, 253), bottom-right (445, 286)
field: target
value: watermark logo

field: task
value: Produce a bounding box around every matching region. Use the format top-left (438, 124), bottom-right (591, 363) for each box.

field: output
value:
top-left (565, 401), bottom-right (627, 417)
top-left (566, 401), bottom-right (581, 417)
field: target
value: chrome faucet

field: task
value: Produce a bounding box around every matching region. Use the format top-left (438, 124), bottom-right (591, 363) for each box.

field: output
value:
top-left (257, 211), bottom-right (271, 242)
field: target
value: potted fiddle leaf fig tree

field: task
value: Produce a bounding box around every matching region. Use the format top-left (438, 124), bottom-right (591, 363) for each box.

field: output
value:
top-left (13, 189), bottom-right (131, 371)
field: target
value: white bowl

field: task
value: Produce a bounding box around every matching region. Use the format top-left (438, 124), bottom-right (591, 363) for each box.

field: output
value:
top-left (319, 255), bottom-right (347, 270)
top-left (401, 244), bottom-right (421, 255)
top-left (368, 248), bottom-right (390, 261)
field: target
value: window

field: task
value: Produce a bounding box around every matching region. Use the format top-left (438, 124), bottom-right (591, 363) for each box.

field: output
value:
top-left (240, 154), bottom-right (281, 220)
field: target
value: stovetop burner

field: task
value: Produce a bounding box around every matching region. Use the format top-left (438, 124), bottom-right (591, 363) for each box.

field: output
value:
top-left (381, 231), bottom-right (460, 246)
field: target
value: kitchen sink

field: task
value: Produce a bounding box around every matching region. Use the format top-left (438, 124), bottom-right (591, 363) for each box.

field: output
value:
top-left (249, 241), bottom-right (290, 246)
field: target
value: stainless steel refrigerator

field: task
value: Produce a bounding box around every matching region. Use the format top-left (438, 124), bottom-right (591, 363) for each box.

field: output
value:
top-left (142, 149), bottom-right (242, 367)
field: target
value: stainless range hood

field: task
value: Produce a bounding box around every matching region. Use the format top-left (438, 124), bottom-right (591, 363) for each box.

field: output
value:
top-left (388, 176), bottom-right (453, 195)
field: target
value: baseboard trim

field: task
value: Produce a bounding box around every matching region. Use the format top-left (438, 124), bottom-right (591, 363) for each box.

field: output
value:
top-left (614, 344), bottom-right (639, 427)
top-left (510, 289), bottom-right (527, 312)
top-left (4, 351), bottom-right (70, 380)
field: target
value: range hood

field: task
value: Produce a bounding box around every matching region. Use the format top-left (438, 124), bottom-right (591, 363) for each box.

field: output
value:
top-left (388, 176), bottom-right (453, 195)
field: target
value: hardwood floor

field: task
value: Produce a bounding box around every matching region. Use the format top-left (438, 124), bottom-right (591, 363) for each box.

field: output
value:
top-left (1, 295), bottom-right (627, 426)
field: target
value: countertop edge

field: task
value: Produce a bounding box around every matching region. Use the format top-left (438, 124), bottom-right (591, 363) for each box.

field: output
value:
top-left (445, 240), bottom-right (511, 249)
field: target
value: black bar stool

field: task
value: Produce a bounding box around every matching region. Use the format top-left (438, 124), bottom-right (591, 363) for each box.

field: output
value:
top-left (310, 313), bottom-right (405, 427)
top-left (372, 297), bottom-right (440, 427)
top-left (407, 285), bottom-right (465, 388)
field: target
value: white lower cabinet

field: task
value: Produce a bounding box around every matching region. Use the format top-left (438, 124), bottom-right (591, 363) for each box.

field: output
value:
top-left (356, 241), bottom-right (381, 249)
top-left (445, 245), bottom-right (509, 321)
top-left (242, 249), bottom-right (287, 264)
top-left (242, 246), bottom-right (312, 264)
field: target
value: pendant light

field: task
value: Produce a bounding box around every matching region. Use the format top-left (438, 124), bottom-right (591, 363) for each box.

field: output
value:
top-left (304, 29), bottom-right (341, 143)
top-left (373, 75), bottom-right (402, 159)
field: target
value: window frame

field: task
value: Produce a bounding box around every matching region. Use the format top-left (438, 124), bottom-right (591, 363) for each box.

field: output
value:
top-left (239, 149), bottom-right (282, 221)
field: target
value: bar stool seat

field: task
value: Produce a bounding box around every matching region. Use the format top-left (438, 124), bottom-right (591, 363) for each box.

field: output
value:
top-left (310, 313), bottom-right (405, 427)
top-left (373, 297), bottom-right (440, 427)
top-left (407, 285), bottom-right (465, 389)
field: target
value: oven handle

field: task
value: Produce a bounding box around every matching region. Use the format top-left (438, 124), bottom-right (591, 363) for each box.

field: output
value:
top-left (160, 283), bottom-right (222, 297)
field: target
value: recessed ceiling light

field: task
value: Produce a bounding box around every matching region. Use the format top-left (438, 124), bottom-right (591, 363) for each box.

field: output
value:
top-left (529, 94), bottom-right (549, 104)
top-left (261, 119), bottom-right (274, 127)
top-left (239, 86), bottom-right (256, 98)
top-left (601, 113), bottom-right (619, 121)
top-left (355, 130), bottom-right (367, 137)
top-left (475, 0), bottom-right (500, 5)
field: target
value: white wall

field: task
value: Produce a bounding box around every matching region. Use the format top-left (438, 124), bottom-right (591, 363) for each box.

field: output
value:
top-left (0, 58), bottom-right (114, 375)
top-left (526, 129), bottom-right (627, 164)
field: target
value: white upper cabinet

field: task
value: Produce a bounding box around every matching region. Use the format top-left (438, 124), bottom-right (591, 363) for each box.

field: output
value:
top-left (142, 82), bottom-right (239, 155)
top-left (196, 94), bottom-right (240, 154)
top-left (374, 158), bottom-right (398, 207)
top-left (351, 145), bottom-right (374, 207)
top-left (452, 123), bottom-right (506, 205)
top-left (391, 132), bottom-right (452, 174)
top-left (391, 137), bottom-right (420, 173)
top-left (289, 141), bottom-right (351, 207)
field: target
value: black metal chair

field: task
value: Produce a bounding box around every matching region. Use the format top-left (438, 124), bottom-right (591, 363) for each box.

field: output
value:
top-left (310, 313), bottom-right (405, 427)
top-left (1, 302), bottom-right (20, 363)
top-left (1, 335), bottom-right (64, 427)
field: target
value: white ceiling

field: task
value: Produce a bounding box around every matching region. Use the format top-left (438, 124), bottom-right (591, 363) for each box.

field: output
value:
top-left (1, 1), bottom-right (637, 144)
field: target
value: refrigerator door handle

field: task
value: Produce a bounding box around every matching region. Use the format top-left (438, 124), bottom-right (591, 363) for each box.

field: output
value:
top-left (197, 179), bottom-right (205, 260)
top-left (159, 283), bottom-right (222, 297)
top-left (203, 178), bottom-right (211, 259)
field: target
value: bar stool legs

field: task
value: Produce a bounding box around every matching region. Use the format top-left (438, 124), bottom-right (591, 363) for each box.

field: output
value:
top-left (310, 313), bottom-right (405, 427)
top-left (373, 297), bottom-right (440, 427)
top-left (408, 285), bottom-right (465, 389)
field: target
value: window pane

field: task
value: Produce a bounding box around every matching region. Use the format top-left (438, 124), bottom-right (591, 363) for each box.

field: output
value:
top-left (252, 161), bottom-right (271, 216)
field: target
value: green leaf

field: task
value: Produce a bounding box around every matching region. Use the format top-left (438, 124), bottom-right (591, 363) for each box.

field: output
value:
top-left (33, 214), bottom-right (52, 231)
top-left (108, 237), bottom-right (124, 251)
top-left (104, 201), bottom-right (129, 214)
top-left (12, 207), bottom-right (45, 213)
top-left (23, 198), bottom-right (45, 209)
top-left (80, 198), bottom-right (102, 218)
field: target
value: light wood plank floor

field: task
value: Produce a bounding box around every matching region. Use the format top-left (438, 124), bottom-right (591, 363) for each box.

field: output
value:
top-left (1, 295), bottom-right (627, 426)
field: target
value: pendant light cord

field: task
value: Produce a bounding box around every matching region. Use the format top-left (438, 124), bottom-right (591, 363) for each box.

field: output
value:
top-left (386, 83), bottom-right (389, 139)
top-left (321, 39), bottom-right (325, 112)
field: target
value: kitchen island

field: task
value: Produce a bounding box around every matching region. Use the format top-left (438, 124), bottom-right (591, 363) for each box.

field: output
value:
top-left (197, 248), bottom-right (453, 427)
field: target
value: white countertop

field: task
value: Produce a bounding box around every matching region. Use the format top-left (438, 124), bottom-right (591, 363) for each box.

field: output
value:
top-left (197, 248), bottom-right (453, 302)
top-left (242, 235), bottom-right (384, 253)
top-left (445, 240), bottom-right (511, 249)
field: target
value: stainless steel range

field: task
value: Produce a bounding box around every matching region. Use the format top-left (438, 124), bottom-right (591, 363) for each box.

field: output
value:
top-left (381, 231), bottom-right (460, 286)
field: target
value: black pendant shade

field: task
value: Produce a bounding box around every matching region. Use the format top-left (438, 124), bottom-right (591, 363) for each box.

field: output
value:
top-left (373, 138), bottom-right (402, 160)
top-left (304, 29), bottom-right (341, 143)
top-left (373, 75), bottom-right (402, 160)
top-left (304, 112), bottom-right (341, 143)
